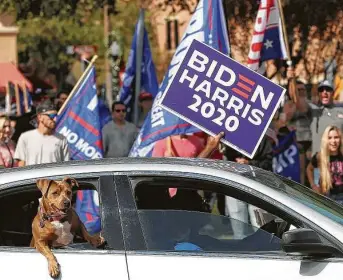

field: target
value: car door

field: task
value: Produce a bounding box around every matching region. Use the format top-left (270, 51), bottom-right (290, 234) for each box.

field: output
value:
top-left (115, 173), bottom-right (343, 280)
top-left (0, 174), bottom-right (128, 280)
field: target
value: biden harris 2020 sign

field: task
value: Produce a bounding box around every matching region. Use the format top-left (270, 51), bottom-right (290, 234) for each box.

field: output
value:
top-left (160, 40), bottom-right (286, 158)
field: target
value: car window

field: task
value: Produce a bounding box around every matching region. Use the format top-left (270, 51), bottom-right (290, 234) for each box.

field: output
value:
top-left (0, 178), bottom-right (102, 250)
top-left (133, 178), bottom-right (295, 253)
top-left (251, 172), bottom-right (343, 226)
top-left (138, 209), bottom-right (281, 252)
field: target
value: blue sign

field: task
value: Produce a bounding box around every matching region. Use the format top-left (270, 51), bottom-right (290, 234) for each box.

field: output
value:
top-left (160, 40), bottom-right (286, 158)
top-left (130, 0), bottom-right (231, 157)
top-left (272, 131), bottom-right (301, 182)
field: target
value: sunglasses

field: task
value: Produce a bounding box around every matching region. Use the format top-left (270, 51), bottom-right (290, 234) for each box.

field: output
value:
top-left (43, 113), bottom-right (57, 119)
top-left (319, 87), bottom-right (333, 92)
top-left (115, 109), bottom-right (126, 113)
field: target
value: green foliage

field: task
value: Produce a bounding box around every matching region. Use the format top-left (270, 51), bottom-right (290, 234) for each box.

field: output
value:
top-left (0, 0), bottom-right (115, 86)
top-left (0, 0), bottom-right (161, 86)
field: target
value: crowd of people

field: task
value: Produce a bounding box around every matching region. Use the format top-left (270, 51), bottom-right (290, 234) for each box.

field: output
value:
top-left (0, 3), bottom-right (342, 227)
top-left (0, 55), bottom-right (342, 248)
top-left (0, 66), bottom-right (342, 208)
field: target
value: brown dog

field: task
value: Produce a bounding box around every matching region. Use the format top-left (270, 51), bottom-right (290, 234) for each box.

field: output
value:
top-left (31, 177), bottom-right (104, 278)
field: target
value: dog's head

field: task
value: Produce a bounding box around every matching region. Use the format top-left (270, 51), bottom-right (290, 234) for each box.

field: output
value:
top-left (37, 177), bottom-right (79, 214)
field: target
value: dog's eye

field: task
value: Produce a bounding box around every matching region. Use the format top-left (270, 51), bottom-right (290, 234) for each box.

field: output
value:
top-left (66, 191), bottom-right (71, 196)
top-left (52, 191), bottom-right (58, 196)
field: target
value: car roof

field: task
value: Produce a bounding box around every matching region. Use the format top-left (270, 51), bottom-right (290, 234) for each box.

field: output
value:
top-left (0, 157), bottom-right (270, 186)
top-left (0, 157), bottom-right (257, 175)
top-left (0, 157), bottom-right (291, 198)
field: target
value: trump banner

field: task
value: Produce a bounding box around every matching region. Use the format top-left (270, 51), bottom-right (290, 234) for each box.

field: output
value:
top-left (160, 40), bottom-right (286, 158)
top-left (56, 63), bottom-right (111, 234)
top-left (272, 131), bottom-right (301, 182)
top-left (119, 9), bottom-right (159, 121)
top-left (130, 0), bottom-right (230, 157)
top-left (56, 66), bottom-right (111, 160)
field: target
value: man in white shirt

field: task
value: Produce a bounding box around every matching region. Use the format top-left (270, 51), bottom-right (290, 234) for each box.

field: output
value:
top-left (15, 101), bottom-right (70, 166)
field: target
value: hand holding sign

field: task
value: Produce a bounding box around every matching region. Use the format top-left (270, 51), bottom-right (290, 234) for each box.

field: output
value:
top-left (198, 132), bottom-right (225, 158)
top-left (236, 157), bottom-right (249, 164)
top-left (160, 40), bottom-right (286, 158)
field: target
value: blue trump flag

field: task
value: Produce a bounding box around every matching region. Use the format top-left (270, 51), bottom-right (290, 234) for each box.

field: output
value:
top-left (130, 0), bottom-right (230, 157)
top-left (56, 65), bottom-right (111, 234)
top-left (119, 10), bottom-right (159, 120)
top-left (272, 131), bottom-right (301, 183)
top-left (56, 66), bottom-right (111, 160)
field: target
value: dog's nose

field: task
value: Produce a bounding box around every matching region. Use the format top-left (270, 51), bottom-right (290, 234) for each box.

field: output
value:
top-left (64, 200), bottom-right (71, 208)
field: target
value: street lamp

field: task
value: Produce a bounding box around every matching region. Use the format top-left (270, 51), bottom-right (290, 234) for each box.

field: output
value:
top-left (109, 39), bottom-right (122, 101)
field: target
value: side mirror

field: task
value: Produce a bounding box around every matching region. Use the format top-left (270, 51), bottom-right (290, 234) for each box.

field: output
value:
top-left (282, 228), bottom-right (342, 258)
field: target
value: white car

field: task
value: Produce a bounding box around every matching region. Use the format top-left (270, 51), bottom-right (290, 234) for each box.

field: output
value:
top-left (1, 157), bottom-right (343, 279)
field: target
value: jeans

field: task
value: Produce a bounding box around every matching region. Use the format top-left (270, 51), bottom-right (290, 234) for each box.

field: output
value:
top-left (314, 168), bottom-right (320, 185)
top-left (225, 197), bottom-right (258, 239)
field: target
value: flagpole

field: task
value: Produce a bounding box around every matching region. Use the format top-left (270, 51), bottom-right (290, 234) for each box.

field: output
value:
top-left (133, 9), bottom-right (145, 126)
top-left (58, 55), bottom-right (98, 115)
top-left (276, 0), bottom-right (297, 103)
top-left (104, 3), bottom-right (112, 108)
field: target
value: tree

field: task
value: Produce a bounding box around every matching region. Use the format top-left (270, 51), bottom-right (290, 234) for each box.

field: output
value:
top-left (0, 0), bottom-right (117, 89)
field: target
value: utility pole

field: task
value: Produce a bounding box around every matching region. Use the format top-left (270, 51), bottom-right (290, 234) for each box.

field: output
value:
top-left (133, 9), bottom-right (145, 126)
top-left (104, 2), bottom-right (113, 107)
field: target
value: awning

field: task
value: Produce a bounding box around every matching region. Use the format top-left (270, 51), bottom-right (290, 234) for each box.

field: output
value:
top-left (0, 62), bottom-right (33, 92)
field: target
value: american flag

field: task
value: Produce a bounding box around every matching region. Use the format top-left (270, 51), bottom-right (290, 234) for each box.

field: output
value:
top-left (247, 0), bottom-right (289, 71)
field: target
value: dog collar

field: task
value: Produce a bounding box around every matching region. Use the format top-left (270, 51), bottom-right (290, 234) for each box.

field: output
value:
top-left (39, 205), bottom-right (67, 228)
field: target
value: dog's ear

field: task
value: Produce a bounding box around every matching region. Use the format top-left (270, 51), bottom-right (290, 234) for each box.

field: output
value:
top-left (36, 179), bottom-right (53, 196)
top-left (63, 177), bottom-right (79, 188)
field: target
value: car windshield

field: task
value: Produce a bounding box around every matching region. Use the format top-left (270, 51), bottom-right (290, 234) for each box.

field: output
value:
top-left (243, 170), bottom-right (343, 226)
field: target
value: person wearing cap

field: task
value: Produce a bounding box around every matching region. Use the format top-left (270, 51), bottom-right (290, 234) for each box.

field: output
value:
top-left (137, 92), bottom-right (153, 128)
top-left (295, 80), bottom-right (343, 156)
top-left (14, 100), bottom-right (70, 166)
top-left (285, 76), bottom-right (343, 188)
top-left (286, 67), bottom-right (343, 155)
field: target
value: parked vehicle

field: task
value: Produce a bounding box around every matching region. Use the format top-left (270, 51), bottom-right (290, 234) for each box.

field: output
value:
top-left (1, 158), bottom-right (343, 279)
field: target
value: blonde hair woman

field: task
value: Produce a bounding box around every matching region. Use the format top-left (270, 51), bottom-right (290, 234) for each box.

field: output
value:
top-left (307, 126), bottom-right (343, 203)
top-left (0, 116), bottom-right (17, 168)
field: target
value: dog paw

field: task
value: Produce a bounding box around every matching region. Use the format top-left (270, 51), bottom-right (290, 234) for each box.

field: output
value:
top-left (90, 234), bottom-right (105, 247)
top-left (48, 259), bottom-right (60, 278)
top-left (98, 235), bottom-right (105, 246)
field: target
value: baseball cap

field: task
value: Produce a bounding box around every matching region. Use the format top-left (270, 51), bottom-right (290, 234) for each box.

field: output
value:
top-left (318, 80), bottom-right (334, 91)
top-left (139, 92), bottom-right (153, 102)
top-left (36, 101), bottom-right (57, 114)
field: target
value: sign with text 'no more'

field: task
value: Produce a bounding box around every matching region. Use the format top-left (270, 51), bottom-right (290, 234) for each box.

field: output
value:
top-left (160, 40), bottom-right (286, 158)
